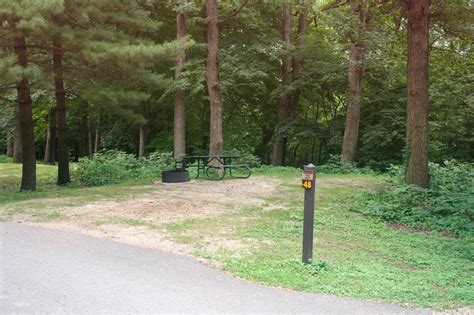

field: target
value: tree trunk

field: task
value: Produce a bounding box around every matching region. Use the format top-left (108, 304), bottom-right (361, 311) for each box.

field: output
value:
top-left (405, 0), bottom-right (430, 188)
top-left (79, 113), bottom-right (89, 157)
top-left (54, 37), bottom-right (70, 185)
top-left (271, 137), bottom-right (287, 166)
top-left (341, 1), bottom-right (366, 162)
top-left (139, 124), bottom-right (145, 160)
top-left (87, 116), bottom-right (92, 156)
top-left (288, 6), bottom-right (308, 117)
top-left (44, 107), bottom-right (56, 164)
top-left (206, 0), bottom-right (224, 157)
top-left (6, 131), bottom-right (13, 157)
top-left (201, 95), bottom-right (210, 152)
top-left (173, 11), bottom-right (188, 159)
top-left (13, 109), bottom-right (22, 163)
top-left (271, 4), bottom-right (292, 166)
top-left (13, 35), bottom-right (36, 191)
top-left (94, 115), bottom-right (100, 154)
top-left (255, 125), bottom-right (273, 164)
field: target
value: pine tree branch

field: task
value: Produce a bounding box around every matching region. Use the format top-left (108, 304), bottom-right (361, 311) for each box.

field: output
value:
top-left (64, 12), bottom-right (88, 29)
top-left (320, 0), bottom-right (349, 12)
top-left (28, 44), bottom-right (72, 53)
top-left (218, 0), bottom-right (249, 25)
top-left (1, 44), bottom-right (72, 53)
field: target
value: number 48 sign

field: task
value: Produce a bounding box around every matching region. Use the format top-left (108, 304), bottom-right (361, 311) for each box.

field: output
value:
top-left (302, 179), bottom-right (312, 189)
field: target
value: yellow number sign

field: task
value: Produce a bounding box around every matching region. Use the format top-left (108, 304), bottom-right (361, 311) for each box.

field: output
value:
top-left (302, 180), bottom-right (312, 189)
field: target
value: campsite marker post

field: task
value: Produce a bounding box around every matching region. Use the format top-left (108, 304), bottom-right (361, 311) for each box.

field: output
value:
top-left (302, 163), bottom-right (316, 264)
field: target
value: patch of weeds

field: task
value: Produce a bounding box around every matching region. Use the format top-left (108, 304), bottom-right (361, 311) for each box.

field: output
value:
top-left (37, 210), bottom-right (61, 222)
top-left (282, 259), bottom-right (331, 276)
top-left (4, 207), bottom-right (27, 216)
top-left (109, 217), bottom-right (161, 230)
top-left (117, 218), bottom-right (149, 226)
top-left (360, 161), bottom-right (474, 237)
top-left (91, 217), bottom-right (162, 230)
top-left (93, 220), bottom-right (109, 225)
top-left (224, 203), bottom-right (235, 210)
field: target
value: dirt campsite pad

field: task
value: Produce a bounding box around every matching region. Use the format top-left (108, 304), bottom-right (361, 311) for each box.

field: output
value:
top-left (5, 177), bottom-right (282, 254)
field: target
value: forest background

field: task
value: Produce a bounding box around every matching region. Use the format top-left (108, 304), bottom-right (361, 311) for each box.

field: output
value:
top-left (0, 0), bottom-right (472, 199)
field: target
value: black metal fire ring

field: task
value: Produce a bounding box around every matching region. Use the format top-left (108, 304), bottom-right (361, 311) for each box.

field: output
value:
top-left (161, 170), bottom-right (190, 183)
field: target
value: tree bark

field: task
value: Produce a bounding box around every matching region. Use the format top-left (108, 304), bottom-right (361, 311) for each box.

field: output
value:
top-left (6, 131), bottom-right (13, 157)
top-left (255, 125), bottom-right (273, 164)
top-left (54, 37), bottom-right (70, 185)
top-left (79, 113), bottom-right (89, 157)
top-left (288, 6), bottom-right (308, 117)
top-left (94, 115), bottom-right (100, 154)
top-left (139, 124), bottom-right (145, 160)
top-left (13, 35), bottom-right (36, 191)
top-left (44, 107), bottom-right (56, 164)
top-left (271, 4), bottom-right (292, 166)
top-left (13, 109), bottom-right (22, 163)
top-left (341, 1), bottom-right (366, 162)
top-left (87, 116), bottom-right (92, 156)
top-left (173, 11), bottom-right (188, 159)
top-left (206, 0), bottom-right (224, 157)
top-left (405, 0), bottom-right (430, 188)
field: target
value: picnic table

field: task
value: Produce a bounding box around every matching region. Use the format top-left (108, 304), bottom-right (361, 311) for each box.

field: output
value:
top-left (174, 155), bottom-right (251, 180)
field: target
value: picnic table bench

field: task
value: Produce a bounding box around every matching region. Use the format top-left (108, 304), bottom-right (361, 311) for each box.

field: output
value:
top-left (174, 155), bottom-right (251, 180)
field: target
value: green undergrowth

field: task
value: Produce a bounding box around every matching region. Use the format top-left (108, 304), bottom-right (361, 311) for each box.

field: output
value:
top-left (360, 161), bottom-right (474, 237)
top-left (166, 173), bottom-right (473, 309)
top-left (0, 154), bottom-right (13, 163)
top-left (75, 150), bottom-right (173, 186)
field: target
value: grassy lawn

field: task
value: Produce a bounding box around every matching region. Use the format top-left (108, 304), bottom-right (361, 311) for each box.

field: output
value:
top-left (166, 170), bottom-right (473, 309)
top-left (0, 163), bottom-right (154, 218)
top-left (1, 162), bottom-right (472, 309)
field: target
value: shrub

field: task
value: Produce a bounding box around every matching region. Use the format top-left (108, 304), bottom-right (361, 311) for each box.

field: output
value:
top-left (75, 150), bottom-right (173, 186)
top-left (0, 155), bottom-right (13, 163)
top-left (226, 149), bottom-right (262, 167)
top-left (142, 151), bottom-right (174, 176)
top-left (317, 155), bottom-right (372, 174)
top-left (75, 151), bottom-right (139, 186)
top-left (361, 160), bottom-right (474, 237)
top-left (363, 159), bottom-right (401, 172)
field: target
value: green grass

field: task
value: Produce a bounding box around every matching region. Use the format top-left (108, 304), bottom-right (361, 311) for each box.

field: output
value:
top-left (165, 172), bottom-right (473, 309)
top-left (1, 162), bottom-right (472, 309)
top-left (0, 163), bottom-right (155, 218)
top-left (37, 210), bottom-right (61, 222)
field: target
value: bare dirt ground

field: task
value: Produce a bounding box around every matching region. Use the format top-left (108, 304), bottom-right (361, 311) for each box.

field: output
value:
top-left (3, 176), bottom-right (378, 255)
top-left (11, 177), bottom-right (282, 255)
